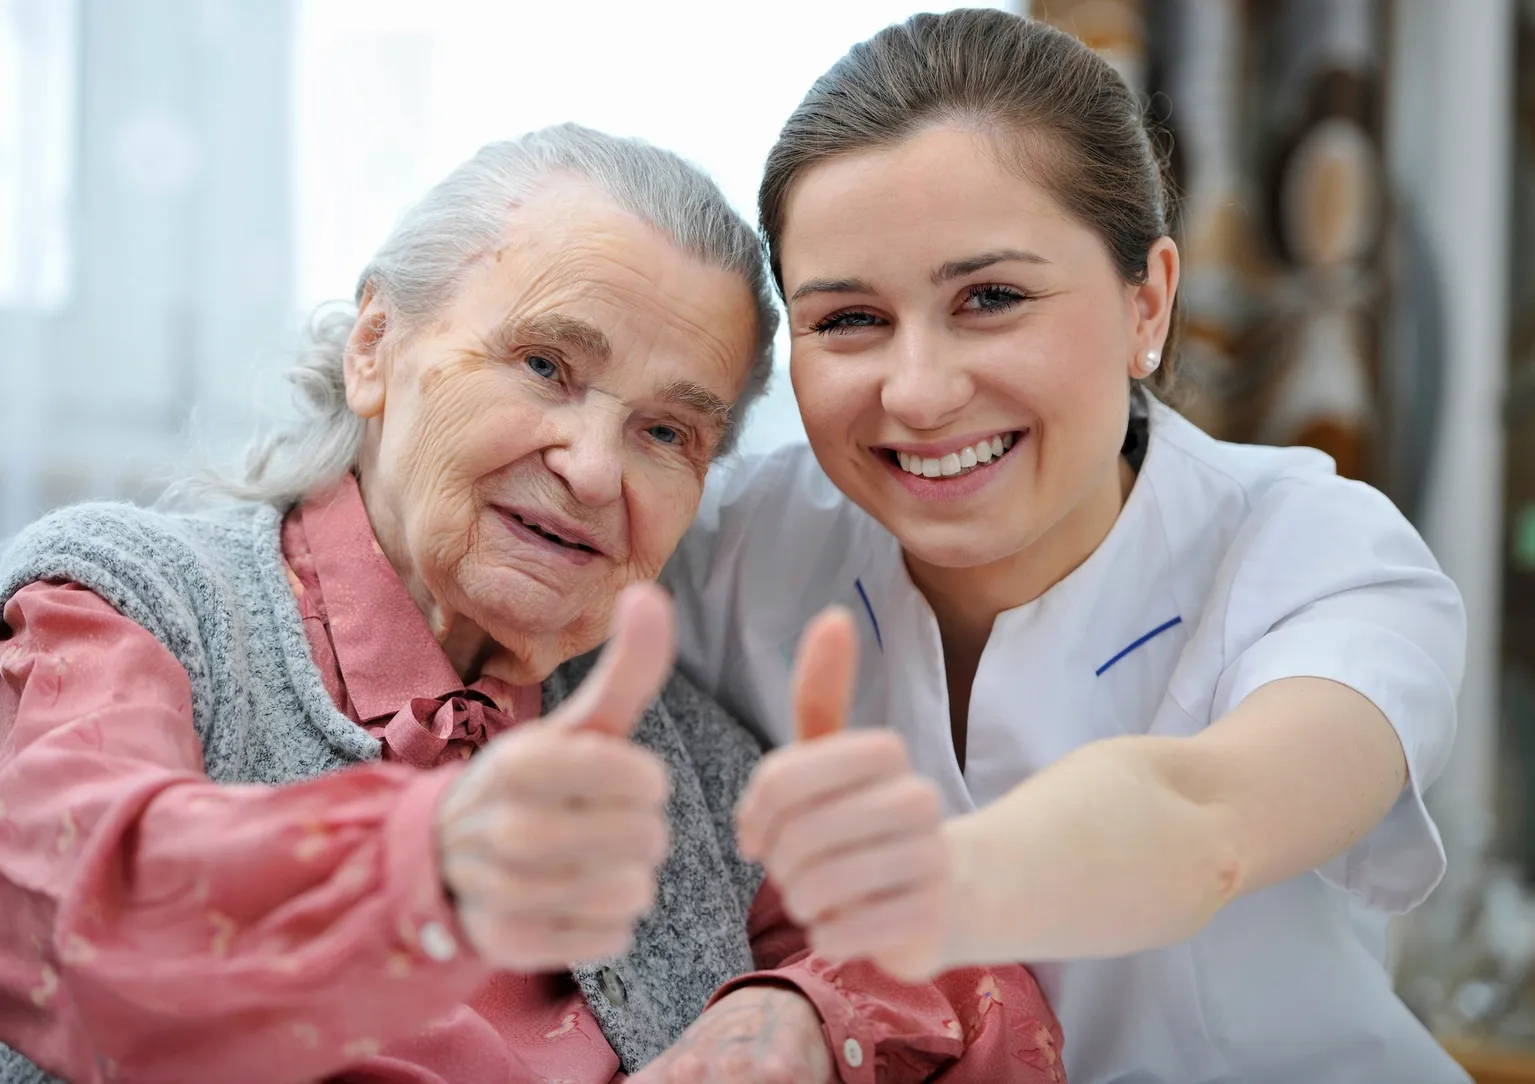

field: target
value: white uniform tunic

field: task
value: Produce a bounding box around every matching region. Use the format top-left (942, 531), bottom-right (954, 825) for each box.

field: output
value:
top-left (663, 396), bottom-right (1469, 1083)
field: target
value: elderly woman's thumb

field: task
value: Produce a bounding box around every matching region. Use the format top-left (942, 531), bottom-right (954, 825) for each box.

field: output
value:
top-left (549, 583), bottom-right (676, 738)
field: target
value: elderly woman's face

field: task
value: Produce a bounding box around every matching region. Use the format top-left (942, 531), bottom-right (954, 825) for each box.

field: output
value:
top-left (345, 179), bottom-right (759, 680)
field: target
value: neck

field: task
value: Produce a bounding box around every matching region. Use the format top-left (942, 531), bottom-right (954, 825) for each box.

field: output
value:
top-left (906, 456), bottom-right (1136, 651)
top-left (353, 458), bottom-right (499, 682)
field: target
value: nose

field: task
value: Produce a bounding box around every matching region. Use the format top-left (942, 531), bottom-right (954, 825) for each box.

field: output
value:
top-left (543, 405), bottom-right (625, 508)
top-left (879, 327), bottom-right (975, 431)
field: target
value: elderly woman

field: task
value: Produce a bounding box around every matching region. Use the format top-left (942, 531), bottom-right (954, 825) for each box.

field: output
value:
top-left (0, 126), bottom-right (1060, 1084)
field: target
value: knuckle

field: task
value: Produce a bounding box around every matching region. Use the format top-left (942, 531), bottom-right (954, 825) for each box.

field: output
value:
top-left (507, 870), bottom-right (565, 910)
top-left (612, 746), bottom-right (668, 801)
top-left (495, 726), bottom-right (558, 769)
top-left (492, 805), bottom-right (541, 852)
top-left (770, 822), bottom-right (810, 870)
top-left (810, 923), bottom-right (851, 960)
top-left (648, 819), bottom-right (673, 865)
top-left (759, 843), bottom-right (795, 882)
top-left (593, 925), bottom-right (634, 959)
top-left (722, 1049), bottom-right (759, 1077)
top-left (626, 814), bottom-right (668, 865)
top-left (783, 881), bottom-right (823, 926)
top-left (758, 1056), bottom-right (797, 1084)
top-left (751, 759), bottom-right (796, 804)
top-left (618, 866), bottom-right (658, 912)
top-left (870, 731), bottom-right (911, 771)
top-left (900, 777), bottom-right (943, 821)
top-left (641, 759), bottom-right (672, 806)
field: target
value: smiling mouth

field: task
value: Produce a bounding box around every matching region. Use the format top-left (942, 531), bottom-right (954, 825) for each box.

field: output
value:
top-left (884, 430), bottom-right (1026, 479)
top-left (508, 512), bottom-right (599, 554)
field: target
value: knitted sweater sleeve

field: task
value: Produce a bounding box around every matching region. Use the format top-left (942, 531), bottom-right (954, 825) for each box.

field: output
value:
top-left (0, 582), bottom-right (489, 1084)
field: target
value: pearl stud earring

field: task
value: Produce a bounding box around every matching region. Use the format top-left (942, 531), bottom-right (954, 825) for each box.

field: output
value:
top-left (1142, 349), bottom-right (1161, 375)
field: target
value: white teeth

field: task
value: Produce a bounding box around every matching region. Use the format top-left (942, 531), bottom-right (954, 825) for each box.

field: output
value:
top-left (894, 431), bottom-right (1020, 478)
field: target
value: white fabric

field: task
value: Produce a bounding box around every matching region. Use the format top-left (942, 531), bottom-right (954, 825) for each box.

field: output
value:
top-left (663, 397), bottom-right (1469, 1084)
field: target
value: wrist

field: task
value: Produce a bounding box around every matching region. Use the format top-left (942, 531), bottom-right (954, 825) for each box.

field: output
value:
top-left (710, 976), bottom-right (841, 1080)
top-left (941, 813), bottom-right (990, 968)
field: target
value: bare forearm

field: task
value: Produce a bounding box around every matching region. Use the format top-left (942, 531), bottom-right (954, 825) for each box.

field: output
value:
top-left (940, 735), bottom-right (1243, 966)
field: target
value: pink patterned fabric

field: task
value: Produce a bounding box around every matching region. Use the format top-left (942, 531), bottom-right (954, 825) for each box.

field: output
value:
top-left (0, 475), bottom-right (1064, 1083)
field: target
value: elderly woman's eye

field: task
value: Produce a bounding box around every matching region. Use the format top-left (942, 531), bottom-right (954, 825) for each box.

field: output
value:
top-left (525, 354), bottom-right (560, 380)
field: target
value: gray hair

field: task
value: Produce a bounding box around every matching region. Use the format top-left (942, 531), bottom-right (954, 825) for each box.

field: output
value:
top-left (211, 123), bottom-right (777, 507)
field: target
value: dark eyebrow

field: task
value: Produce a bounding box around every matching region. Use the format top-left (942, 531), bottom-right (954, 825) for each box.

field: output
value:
top-left (931, 249), bottom-right (1050, 285)
top-left (788, 277), bottom-right (877, 303)
top-left (490, 312), bottom-right (612, 362)
top-left (655, 379), bottom-right (732, 427)
top-left (788, 249), bottom-right (1049, 302)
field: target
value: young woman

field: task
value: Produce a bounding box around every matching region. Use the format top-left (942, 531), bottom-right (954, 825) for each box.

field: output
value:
top-left (664, 10), bottom-right (1469, 1083)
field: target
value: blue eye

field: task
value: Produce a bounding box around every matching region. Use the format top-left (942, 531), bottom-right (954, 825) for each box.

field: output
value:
top-left (526, 354), bottom-right (559, 380)
top-left (809, 310), bottom-right (884, 335)
top-left (648, 424), bottom-right (682, 446)
top-left (961, 285), bottom-right (1028, 313)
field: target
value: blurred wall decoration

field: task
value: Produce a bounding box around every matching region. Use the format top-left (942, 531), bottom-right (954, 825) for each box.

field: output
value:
top-left (1502, 0), bottom-right (1535, 873)
top-left (1037, 0), bottom-right (1443, 522)
top-left (1039, 0), bottom-right (1528, 1060)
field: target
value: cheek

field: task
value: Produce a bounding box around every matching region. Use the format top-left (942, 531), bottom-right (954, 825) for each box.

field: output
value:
top-left (397, 372), bottom-right (548, 490)
top-left (789, 347), bottom-right (869, 442)
top-left (392, 376), bottom-right (551, 573)
top-left (623, 470), bottom-right (704, 577)
top-left (999, 306), bottom-right (1128, 422)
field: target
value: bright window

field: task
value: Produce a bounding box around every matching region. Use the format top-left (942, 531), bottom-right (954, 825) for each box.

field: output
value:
top-left (0, 0), bottom-right (74, 311)
top-left (292, 0), bottom-right (1011, 451)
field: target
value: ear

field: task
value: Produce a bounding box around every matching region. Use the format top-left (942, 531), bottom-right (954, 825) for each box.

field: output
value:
top-left (1128, 236), bottom-right (1180, 376)
top-left (344, 281), bottom-right (391, 420)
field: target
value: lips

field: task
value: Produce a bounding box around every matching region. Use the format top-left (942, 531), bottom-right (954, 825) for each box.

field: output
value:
top-left (496, 506), bottom-right (603, 556)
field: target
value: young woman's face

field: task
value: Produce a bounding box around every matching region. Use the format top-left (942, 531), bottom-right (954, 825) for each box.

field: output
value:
top-left (779, 125), bottom-right (1177, 574)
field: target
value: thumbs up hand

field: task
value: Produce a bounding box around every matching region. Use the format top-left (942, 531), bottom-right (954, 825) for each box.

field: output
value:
top-left (436, 584), bottom-right (675, 971)
top-left (735, 608), bottom-right (952, 981)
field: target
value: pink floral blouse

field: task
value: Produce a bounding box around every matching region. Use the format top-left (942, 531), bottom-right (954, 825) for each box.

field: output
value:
top-left (0, 476), bottom-right (1064, 1084)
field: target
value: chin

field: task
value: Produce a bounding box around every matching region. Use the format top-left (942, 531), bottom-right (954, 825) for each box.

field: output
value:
top-left (460, 570), bottom-right (584, 637)
top-left (896, 520), bottom-right (1034, 571)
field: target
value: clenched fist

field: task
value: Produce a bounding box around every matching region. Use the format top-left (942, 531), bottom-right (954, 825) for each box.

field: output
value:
top-left (436, 583), bottom-right (675, 971)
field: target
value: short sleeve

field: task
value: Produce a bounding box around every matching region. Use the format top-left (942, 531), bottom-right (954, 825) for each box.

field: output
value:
top-left (1210, 474), bottom-right (1466, 913)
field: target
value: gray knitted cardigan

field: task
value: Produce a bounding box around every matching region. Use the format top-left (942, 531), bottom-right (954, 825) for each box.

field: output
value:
top-left (0, 500), bottom-right (765, 1084)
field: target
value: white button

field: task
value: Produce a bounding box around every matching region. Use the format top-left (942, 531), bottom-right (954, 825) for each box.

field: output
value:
top-left (419, 921), bottom-right (457, 962)
top-left (597, 966), bottom-right (628, 1008)
top-left (842, 1037), bottom-right (864, 1068)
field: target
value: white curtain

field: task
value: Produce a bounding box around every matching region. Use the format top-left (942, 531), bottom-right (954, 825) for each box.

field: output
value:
top-left (2, 0), bottom-right (1015, 542)
top-left (2, 0), bottom-right (295, 539)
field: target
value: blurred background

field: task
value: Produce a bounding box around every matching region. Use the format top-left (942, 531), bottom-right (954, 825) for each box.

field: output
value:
top-left (0, 0), bottom-right (1530, 1073)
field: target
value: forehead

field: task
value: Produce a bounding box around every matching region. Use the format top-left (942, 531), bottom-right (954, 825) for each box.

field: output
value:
top-left (779, 126), bottom-right (1095, 280)
top-left (450, 179), bottom-right (759, 396)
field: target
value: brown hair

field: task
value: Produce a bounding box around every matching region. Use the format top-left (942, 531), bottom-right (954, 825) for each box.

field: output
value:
top-left (758, 8), bottom-right (1182, 397)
